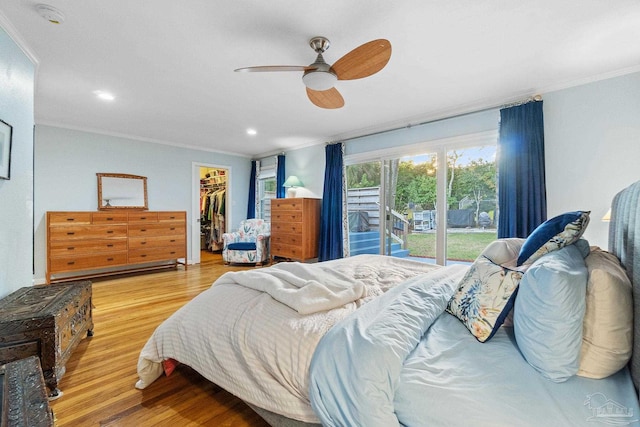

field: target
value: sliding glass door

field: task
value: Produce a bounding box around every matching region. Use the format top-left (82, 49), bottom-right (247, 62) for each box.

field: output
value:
top-left (345, 132), bottom-right (497, 265)
top-left (346, 153), bottom-right (438, 260)
top-left (445, 145), bottom-right (498, 264)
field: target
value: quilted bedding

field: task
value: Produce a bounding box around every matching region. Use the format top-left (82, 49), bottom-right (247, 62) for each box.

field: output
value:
top-left (135, 254), bottom-right (442, 423)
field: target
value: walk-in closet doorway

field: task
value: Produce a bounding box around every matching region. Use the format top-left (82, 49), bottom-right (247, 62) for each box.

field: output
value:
top-left (191, 162), bottom-right (231, 265)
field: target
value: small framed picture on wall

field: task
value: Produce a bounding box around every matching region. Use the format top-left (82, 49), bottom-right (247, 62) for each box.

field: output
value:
top-left (0, 119), bottom-right (13, 180)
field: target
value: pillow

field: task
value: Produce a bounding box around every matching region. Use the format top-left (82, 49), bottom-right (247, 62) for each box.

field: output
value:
top-left (479, 238), bottom-right (525, 265)
top-left (447, 255), bottom-right (524, 343)
top-left (514, 244), bottom-right (588, 382)
top-left (517, 211), bottom-right (590, 266)
top-left (577, 248), bottom-right (633, 379)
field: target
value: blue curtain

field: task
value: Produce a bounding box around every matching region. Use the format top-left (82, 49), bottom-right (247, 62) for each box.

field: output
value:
top-left (497, 101), bottom-right (547, 238)
top-left (246, 160), bottom-right (257, 219)
top-left (318, 143), bottom-right (344, 261)
top-left (276, 154), bottom-right (286, 198)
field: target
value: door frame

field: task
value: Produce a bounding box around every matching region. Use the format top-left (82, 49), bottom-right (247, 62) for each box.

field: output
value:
top-left (191, 162), bottom-right (232, 265)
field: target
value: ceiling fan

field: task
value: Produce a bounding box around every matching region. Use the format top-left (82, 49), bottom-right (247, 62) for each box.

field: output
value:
top-left (234, 37), bottom-right (392, 109)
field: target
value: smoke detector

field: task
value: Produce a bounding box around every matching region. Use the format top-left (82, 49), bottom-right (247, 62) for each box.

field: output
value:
top-left (36, 4), bottom-right (65, 24)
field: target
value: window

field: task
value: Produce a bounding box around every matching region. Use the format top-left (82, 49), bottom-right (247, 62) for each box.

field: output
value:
top-left (257, 163), bottom-right (276, 220)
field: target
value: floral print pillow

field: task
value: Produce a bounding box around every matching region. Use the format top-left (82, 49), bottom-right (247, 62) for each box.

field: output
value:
top-left (446, 256), bottom-right (525, 342)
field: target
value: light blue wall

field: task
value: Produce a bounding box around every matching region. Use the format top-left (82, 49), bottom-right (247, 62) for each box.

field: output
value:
top-left (345, 109), bottom-right (500, 156)
top-left (544, 71), bottom-right (640, 249)
top-left (34, 125), bottom-right (251, 283)
top-left (0, 26), bottom-right (36, 298)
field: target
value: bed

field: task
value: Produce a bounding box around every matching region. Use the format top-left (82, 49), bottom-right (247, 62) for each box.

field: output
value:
top-left (137, 180), bottom-right (640, 426)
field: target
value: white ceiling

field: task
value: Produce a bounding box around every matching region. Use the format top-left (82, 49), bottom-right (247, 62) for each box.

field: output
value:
top-left (1, 1), bottom-right (639, 158)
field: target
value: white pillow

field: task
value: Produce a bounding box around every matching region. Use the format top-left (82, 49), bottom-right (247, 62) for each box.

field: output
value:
top-left (577, 248), bottom-right (633, 379)
top-left (478, 238), bottom-right (525, 265)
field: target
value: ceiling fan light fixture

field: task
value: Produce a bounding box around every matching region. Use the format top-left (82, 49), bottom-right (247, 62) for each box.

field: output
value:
top-left (302, 70), bottom-right (337, 91)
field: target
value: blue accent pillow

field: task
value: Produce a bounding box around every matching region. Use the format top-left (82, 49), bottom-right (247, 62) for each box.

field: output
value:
top-left (514, 244), bottom-right (588, 382)
top-left (227, 242), bottom-right (257, 251)
top-left (516, 211), bottom-right (590, 266)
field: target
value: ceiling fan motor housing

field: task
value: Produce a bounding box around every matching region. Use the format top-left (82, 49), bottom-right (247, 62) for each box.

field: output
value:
top-left (302, 51), bottom-right (337, 91)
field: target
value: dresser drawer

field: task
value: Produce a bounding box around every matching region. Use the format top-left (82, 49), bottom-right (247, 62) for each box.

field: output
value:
top-left (50, 252), bottom-right (128, 272)
top-left (271, 233), bottom-right (303, 246)
top-left (49, 238), bottom-right (128, 256)
top-left (271, 242), bottom-right (304, 259)
top-left (158, 211), bottom-right (185, 221)
top-left (49, 224), bottom-right (128, 241)
top-left (271, 199), bottom-right (305, 210)
top-left (48, 212), bottom-right (92, 225)
top-left (271, 211), bottom-right (303, 222)
top-left (129, 235), bottom-right (185, 249)
top-left (92, 212), bottom-right (128, 223)
top-left (128, 222), bottom-right (185, 237)
top-left (128, 212), bottom-right (159, 222)
top-left (271, 222), bottom-right (304, 235)
top-left (129, 247), bottom-right (185, 263)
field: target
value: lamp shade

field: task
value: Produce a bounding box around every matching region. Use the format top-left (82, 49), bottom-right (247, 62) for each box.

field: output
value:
top-left (283, 175), bottom-right (304, 188)
top-left (602, 208), bottom-right (611, 222)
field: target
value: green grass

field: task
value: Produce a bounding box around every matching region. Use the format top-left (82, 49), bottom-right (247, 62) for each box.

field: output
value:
top-left (407, 231), bottom-right (497, 262)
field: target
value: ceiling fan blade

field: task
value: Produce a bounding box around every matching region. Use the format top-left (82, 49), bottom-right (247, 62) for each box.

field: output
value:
top-left (234, 65), bottom-right (313, 73)
top-left (331, 39), bottom-right (392, 80)
top-left (306, 87), bottom-right (344, 109)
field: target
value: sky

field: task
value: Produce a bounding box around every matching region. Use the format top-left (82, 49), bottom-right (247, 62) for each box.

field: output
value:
top-left (405, 145), bottom-right (497, 167)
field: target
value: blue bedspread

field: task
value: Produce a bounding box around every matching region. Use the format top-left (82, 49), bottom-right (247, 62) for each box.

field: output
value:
top-left (309, 265), bottom-right (467, 427)
top-left (309, 265), bottom-right (640, 427)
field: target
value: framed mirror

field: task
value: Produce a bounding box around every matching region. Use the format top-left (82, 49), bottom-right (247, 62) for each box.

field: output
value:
top-left (97, 173), bottom-right (148, 210)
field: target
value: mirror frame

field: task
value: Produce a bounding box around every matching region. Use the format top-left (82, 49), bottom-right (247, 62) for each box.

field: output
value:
top-left (97, 173), bottom-right (148, 210)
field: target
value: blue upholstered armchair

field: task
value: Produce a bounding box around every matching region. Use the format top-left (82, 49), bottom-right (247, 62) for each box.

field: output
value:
top-left (222, 219), bottom-right (271, 265)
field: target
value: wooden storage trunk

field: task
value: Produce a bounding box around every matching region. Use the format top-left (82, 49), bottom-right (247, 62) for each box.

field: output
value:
top-left (0, 356), bottom-right (55, 426)
top-left (0, 281), bottom-right (93, 398)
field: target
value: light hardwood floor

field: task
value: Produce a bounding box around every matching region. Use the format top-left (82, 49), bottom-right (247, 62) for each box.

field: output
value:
top-left (49, 251), bottom-right (271, 427)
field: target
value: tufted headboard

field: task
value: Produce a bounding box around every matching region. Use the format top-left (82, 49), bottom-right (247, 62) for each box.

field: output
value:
top-left (608, 180), bottom-right (640, 394)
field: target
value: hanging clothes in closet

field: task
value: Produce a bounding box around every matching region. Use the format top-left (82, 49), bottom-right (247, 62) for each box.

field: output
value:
top-left (206, 188), bottom-right (226, 251)
top-left (200, 170), bottom-right (227, 251)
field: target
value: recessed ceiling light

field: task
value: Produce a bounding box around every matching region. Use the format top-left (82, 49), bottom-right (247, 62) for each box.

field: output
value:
top-left (93, 90), bottom-right (115, 101)
top-left (246, 129), bottom-right (257, 136)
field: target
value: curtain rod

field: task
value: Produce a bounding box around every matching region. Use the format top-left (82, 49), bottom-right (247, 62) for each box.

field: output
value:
top-left (331, 94), bottom-right (543, 144)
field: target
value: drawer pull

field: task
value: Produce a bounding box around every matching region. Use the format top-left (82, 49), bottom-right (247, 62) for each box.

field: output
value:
top-left (140, 229), bottom-right (147, 232)
top-left (67, 247), bottom-right (75, 250)
top-left (67, 261), bottom-right (75, 265)
top-left (140, 217), bottom-right (147, 220)
top-left (107, 230), bottom-right (114, 234)
top-left (170, 251), bottom-right (176, 254)
top-left (107, 258), bottom-right (114, 261)
top-left (170, 227), bottom-right (175, 230)
top-left (141, 242), bottom-right (147, 245)
top-left (66, 218), bottom-right (75, 221)
top-left (141, 254), bottom-right (147, 258)
top-left (170, 239), bottom-right (176, 243)
top-left (106, 217), bottom-right (114, 221)
top-left (107, 244), bottom-right (114, 247)
top-left (67, 232), bottom-right (75, 235)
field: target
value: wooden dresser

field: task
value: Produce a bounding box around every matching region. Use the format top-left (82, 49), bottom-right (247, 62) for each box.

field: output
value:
top-left (46, 211), bottom-right (186, 283)
top-left (270, 198), bottom-right (321, 262)
top-left (0, 281), bottom-right (93, 398)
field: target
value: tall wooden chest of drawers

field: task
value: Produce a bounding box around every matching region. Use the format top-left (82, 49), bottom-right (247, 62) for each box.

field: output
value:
top-left (0, 281), bottom-right (93, 398)
top-left (46, 211), bottom-right (186, 283)
top-left (270, 198), bottom-right (321, 261)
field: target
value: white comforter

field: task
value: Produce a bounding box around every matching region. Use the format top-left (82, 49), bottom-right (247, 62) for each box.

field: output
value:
top-left (136, 255), bottom-right (441, 423)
